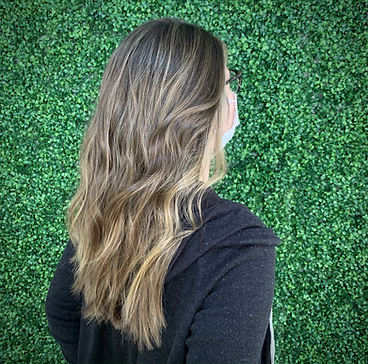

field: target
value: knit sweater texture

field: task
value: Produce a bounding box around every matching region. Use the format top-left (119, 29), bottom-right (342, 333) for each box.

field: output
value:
top-left (45, 189), bottom-right (281, 363)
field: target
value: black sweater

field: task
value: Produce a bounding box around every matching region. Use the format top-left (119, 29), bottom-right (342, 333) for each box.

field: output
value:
top-left (45, 189), bottom-right (281, 363)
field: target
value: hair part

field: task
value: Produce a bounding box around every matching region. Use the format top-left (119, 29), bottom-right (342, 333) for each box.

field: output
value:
top-left (67, 18), bottom-right (228, 350)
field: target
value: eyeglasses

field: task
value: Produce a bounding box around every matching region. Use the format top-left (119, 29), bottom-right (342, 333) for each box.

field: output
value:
top-left (226, 69), bottom-right (242, 94)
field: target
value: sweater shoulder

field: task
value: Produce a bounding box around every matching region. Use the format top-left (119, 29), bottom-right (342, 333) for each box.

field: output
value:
top-left (166, 191), bottom-right (281, 282)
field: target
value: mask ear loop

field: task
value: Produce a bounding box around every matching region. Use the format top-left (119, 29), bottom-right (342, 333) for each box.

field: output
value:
top-left (221, 94), bottom-right (239, 149)
top-left (228, 93), bottom-right (239, 128)
top-left (228, 99), bottom-right (236, 129)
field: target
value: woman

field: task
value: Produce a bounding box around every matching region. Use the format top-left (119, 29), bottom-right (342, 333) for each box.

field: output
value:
top-left (45, 18), bottom-right (280, 364)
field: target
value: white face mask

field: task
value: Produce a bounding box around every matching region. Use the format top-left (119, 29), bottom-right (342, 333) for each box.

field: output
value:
top-left (222, 94), bottom-right (240, 148)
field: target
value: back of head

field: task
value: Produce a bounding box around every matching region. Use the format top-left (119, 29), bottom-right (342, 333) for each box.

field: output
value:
top-left (67, 18), bottom-right (228, 350)
top-left (96, 17), bottom-right (227, 186)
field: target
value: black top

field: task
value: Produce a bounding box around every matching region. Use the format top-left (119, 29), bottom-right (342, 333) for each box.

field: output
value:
top-left (45, 189), bottom-right (281, 363)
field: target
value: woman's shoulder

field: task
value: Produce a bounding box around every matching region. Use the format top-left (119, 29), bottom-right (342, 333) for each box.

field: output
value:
top-left (201, 189), bottom-right (280, 244)
top-left (166, 189), bottom-right (281, 283)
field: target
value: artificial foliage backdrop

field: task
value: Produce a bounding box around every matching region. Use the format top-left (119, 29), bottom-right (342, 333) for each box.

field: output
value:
top-left (1, 0), bottom-right (367, 363)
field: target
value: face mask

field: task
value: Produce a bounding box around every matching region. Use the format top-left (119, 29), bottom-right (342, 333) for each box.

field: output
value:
top-left (222, 94), bottom-right (240, 148)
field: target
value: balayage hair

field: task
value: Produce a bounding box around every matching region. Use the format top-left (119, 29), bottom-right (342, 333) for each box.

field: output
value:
top-left (67, 18), bottom-right (228, 350)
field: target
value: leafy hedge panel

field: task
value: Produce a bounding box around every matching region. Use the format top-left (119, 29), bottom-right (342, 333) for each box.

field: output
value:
top-left (1, 0), bottom-right (367, 363)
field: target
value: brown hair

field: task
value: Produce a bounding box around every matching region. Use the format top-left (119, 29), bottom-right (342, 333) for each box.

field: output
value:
top-left (67, 18), bottom-right (228, 350)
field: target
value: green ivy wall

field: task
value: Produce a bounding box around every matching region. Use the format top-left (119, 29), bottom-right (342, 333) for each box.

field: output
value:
top-left (1, 0), bottom-right (367, 363)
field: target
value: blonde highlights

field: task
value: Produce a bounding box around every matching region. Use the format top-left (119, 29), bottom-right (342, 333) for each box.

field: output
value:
top-left (67, 18), bottom-right (228, 350)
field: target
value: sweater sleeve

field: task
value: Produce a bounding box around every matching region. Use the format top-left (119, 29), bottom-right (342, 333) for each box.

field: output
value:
top-left (185, 244), bottom-right (276, 364)
top-left (45, 240), bottom-right (81, 364)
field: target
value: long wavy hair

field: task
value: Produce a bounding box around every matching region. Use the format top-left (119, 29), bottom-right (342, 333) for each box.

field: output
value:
top-left (67, 18), bottom-right (228, 350)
